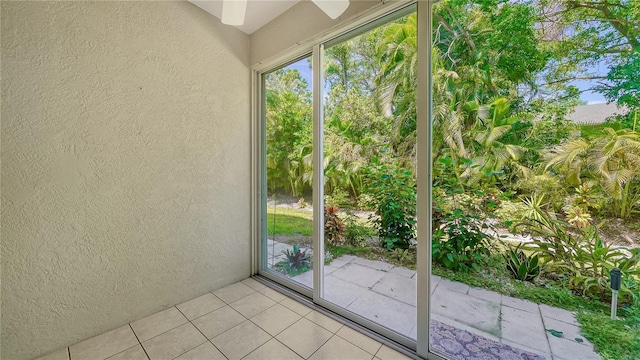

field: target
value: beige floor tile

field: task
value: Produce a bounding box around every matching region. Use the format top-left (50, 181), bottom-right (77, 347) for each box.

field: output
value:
top-left (192, 305), bottom-right (246, 339)
top-left (130, 307), bottom-right (188, 342)
top-left (69, 325), bottom-right (138, 360)
top-left (280, 297), bottom-right (312, 316)
top-left (259, 287), bottom-right (288, 302)
top-left (309, 335), bottom-right (373, 360)
top-left (211, 321), bottom-right (271, 359)
top-left (250, 304), bottom-right (301, 336)
top-left (276, 318), bottom-right (332, 358)
top-left (229, 292), bottom-right (276, 318)
top-left (375, 345), bottom-right (412, 360)
top-left (305, 311), bottom-right (343, 333)
top-left (34, 348), bottom-right (69, 360)
top-left (336, 326), bottom-right (382, 355)
top-left (141, 323), bottom-right (207, 360)
top-left (106, 345), bottom-right (148, 360)
top-left (213, 282), bottom-right (256, 304)
top-left (177, 293), bottom-right (226, 320)
top-left (242, 278), bottom-right (267, 291)
top-left (174, 342), bottom-right (226, 360)
top-left (243, 339), bottom-right (303, 360)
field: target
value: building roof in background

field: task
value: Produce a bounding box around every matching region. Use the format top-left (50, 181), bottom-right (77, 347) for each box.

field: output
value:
top-left (567, 103), bottom-right (627, 124)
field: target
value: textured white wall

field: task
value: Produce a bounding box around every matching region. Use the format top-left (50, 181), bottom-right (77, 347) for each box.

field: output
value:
top-left (1, 2), bottom-right (251, 359)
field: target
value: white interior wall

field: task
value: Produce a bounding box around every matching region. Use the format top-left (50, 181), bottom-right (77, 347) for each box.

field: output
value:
top-left (1, 2), bottom-right (251, 359)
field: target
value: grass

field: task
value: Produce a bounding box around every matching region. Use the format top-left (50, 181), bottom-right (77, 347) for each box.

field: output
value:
top-left (578, 309), bottom-right (640, 360)
top-left (266, 206), bottom-right (312, 236)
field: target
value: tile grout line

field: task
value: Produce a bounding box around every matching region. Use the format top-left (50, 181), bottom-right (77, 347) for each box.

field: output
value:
top-left (173, 305), bottom-right (227, 360)
top-left (333, 327), bottom-right (383, 356)
top-left (128, 324), bottom-right (151, 360)
top-left (253, 275), bottom-right (419, 359)
top-left (304, 332), bottom-right (339, 360)
top-left (271, 316), bottom-right (318, 359)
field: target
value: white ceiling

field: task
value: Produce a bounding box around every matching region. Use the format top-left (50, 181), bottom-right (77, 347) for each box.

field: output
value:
top-left (190, 0), bottom-right (301, 34)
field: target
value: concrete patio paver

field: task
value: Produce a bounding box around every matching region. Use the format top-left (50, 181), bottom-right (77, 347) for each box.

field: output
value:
top-left (270, 242), bottom-right (602, 360)
top-left (371, 272), bottom-right (416, 306)
top-left (432, 287), bottom-right (501, 337)
top-left (539, 303), bottom-right (579, 326)
top-left (347, 291), bottom-right (416, 335)
top-left (331, 263), bottom-right (386, 288)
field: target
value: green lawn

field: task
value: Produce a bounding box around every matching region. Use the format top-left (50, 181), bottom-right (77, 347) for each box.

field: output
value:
top-left (266, 206), bottom-right (313, 236)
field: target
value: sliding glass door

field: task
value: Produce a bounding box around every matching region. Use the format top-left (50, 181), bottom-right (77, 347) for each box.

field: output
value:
top-left (261, 55), bottom-right (315, 294)
top-left (258, 1), bottom-right (432, 357)
top-left (317, 6), bottom-right (418, 345)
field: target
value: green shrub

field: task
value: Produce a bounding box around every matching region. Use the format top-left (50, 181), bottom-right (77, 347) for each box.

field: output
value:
top-left (432, 209), bottom-right (493, 272)
top-left (494, 200), bottom-right (530, 223)
top-left (343, 213), bottom-right (375, 247)
top-left (519, 214), bottom-right (640, 304)
top-left (325, 188), bottom-right (353, 208)
top-left (364, 162), bottom-right (416, 250)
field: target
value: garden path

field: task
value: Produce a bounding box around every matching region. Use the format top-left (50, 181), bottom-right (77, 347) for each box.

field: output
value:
top-left (272, 245), bottom-right (603, 360)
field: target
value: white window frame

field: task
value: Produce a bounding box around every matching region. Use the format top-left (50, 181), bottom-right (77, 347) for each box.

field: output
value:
top-left (251, 1), bottom-right (440, 358)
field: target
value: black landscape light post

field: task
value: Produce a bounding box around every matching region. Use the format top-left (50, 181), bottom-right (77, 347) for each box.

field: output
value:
top-left (610, 268), bottom-right (621, 320)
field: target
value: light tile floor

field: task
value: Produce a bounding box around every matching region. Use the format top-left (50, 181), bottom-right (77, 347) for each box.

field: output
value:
top-left (36, 278), bottom-right (413, 360)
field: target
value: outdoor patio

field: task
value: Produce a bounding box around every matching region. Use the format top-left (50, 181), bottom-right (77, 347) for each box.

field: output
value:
top-left (267, 241), bottom-right (602, 360)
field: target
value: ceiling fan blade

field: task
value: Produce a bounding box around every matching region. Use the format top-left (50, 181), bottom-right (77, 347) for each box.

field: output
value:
top-left (312, 0), bottom-right (349, 20)
top-left (222, 0), bottom-right (248, 25)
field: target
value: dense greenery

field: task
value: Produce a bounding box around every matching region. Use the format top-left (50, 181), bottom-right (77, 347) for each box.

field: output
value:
top-left (265, 1), bottom-right (639, 358)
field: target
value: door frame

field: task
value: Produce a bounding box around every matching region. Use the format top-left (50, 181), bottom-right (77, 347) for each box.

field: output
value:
top-left (251, 1), bottom-right (440, 358)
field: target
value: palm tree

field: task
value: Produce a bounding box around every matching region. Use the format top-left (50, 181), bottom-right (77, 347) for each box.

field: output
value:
top-left (545, 128), bottom-right (640, 217)
top-left (471, 97), bottom-right (530, 177)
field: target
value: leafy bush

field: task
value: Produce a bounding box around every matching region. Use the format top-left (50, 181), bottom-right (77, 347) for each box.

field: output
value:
top-left (343, 212), bottom-right (375, 247)
top-left (364, 162), bottom-right (416, 250)
top-left (324, 205), bottom-right (345, 246)
top-left (516, 174), bottom-right (565, 212)
top-left (325, 188), bottom-right (353, 208)
top-left (494, 200), bottom-right (530, 223)
top-left (519, 214), bottom-right (640, 304)
top-left (432, 209), bottom-right (493, 272)
top-left (391, 248), bottom-right (415, 263)
top-left (504, 244), bottom-right (540, 281)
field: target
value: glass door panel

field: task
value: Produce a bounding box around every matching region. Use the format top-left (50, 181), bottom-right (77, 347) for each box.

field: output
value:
top-left (262, 56), bottom-right (315, 290)
top-left (318, 7), bottom-right (418, 343)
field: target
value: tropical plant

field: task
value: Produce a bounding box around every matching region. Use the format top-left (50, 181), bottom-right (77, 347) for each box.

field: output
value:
top-left (518, 214), bottom-right (640, 304)
top-left (521, 193), bottom-right (550, 223)
top-left (471, 97), bottom-right (530, 177)
top-left (432, 209), bottom-right (493, 272)
top-left (364, 162), bottom-right (416, 250)
top-left (504, 244), bottom-right (540, 282)
top-left (324, 205), bottom-right (346, 246)
top-left (545, 127), bottom-right (640, 218)
top-left (279, 244), bottom-right (311, 276)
